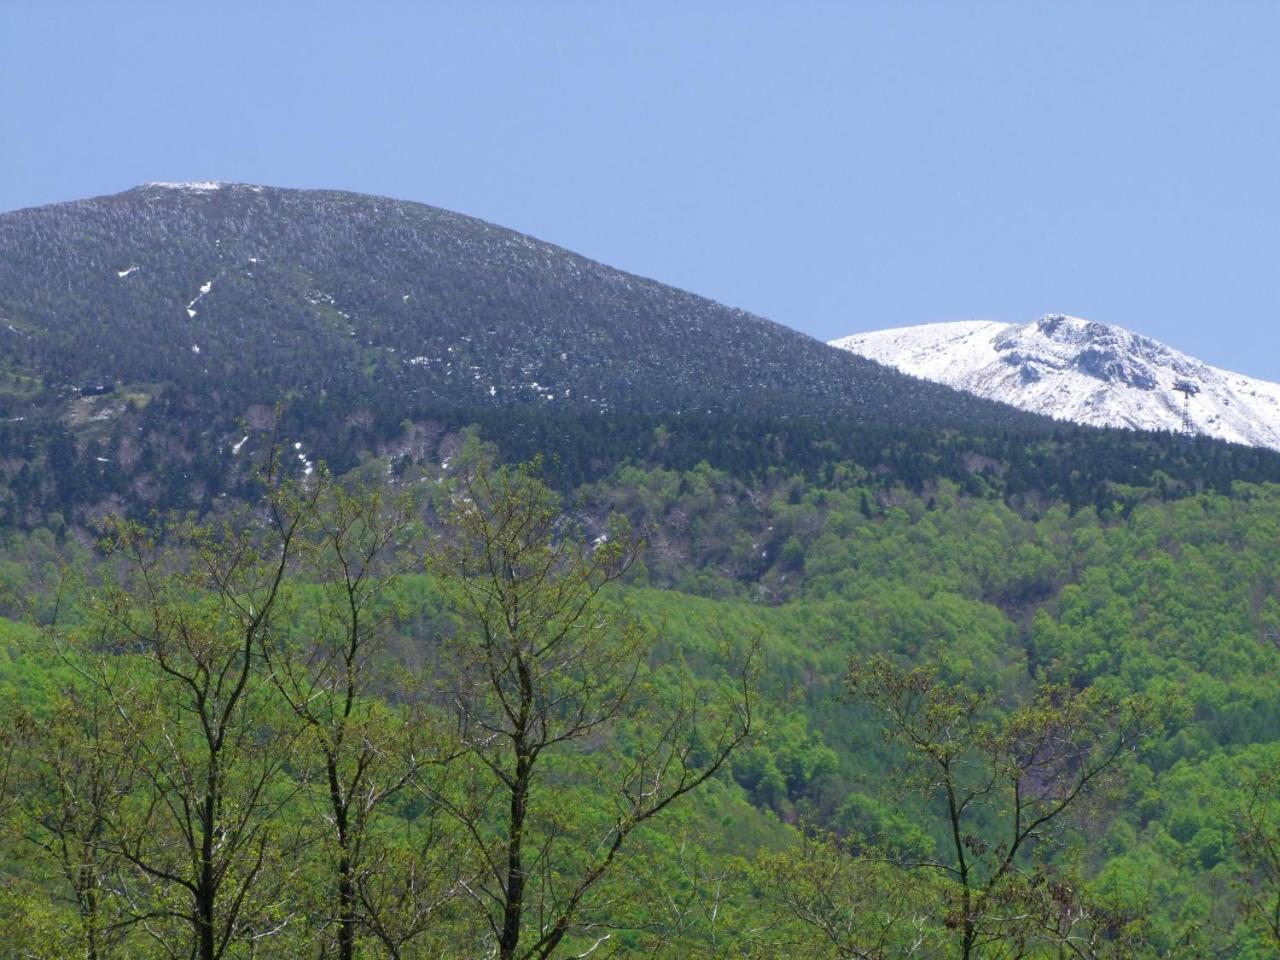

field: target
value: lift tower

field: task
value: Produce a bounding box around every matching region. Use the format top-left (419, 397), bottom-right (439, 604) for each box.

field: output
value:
top-left (1174, 380), bottom-right (1200, 435)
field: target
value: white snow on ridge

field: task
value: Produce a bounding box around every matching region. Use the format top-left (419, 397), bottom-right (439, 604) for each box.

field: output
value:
top-left (831, 314), bottom-right (1280, 452)
top-left (146, 181), bottom-right (224, 191)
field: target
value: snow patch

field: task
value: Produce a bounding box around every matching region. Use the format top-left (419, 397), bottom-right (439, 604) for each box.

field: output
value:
top-left (186, 280), bottom-right (213, 318)
top-left (146, 181), bottom-right (223, 191)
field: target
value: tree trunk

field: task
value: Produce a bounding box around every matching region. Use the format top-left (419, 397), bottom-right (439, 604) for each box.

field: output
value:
top-left (198, 760), bottom-right (219, 960)
top-left (329, 757), bottom-right (357, 960)
top-left (498, 751), bottom-right (532, 960)
top-left (337, 858), bottom-right (356, 960)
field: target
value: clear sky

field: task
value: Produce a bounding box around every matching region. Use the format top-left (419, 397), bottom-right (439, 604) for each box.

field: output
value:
top-left (3, 2), bottom-right (1277, 378)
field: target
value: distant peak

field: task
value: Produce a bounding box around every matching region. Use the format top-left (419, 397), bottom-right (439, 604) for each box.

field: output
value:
top-left (831, 315), bottom-right (1280, 451)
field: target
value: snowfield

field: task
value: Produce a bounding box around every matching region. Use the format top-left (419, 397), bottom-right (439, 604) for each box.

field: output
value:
top-left (832, 315), bottom-right (1280, 451)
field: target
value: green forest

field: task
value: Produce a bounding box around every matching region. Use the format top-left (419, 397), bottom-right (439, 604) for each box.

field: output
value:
top-left (2, 431), bottom-right (1279, 959)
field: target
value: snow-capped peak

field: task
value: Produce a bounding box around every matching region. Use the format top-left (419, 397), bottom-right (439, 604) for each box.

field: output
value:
top-left (831, 314), bottom-right (1280, 451)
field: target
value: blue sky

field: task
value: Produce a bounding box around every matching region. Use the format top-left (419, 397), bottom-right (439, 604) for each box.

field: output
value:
top-left (3, 2), bottom-right (1277, 377)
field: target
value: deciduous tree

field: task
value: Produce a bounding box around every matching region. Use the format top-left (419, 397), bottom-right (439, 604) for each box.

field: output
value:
top-left (260, 477), bottom-right (469, 959)
top-left (427, 460), bottom-right (755, 960)
top-left (844, 656), bottom-right (1163, 959)
top-left (83, 482), bottom-right (318, 960)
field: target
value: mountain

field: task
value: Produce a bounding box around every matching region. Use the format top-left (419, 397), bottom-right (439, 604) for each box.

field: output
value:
top-left (4, 185), bottom-right (1280, 528)
top-left (0, 182), bottom-right (1036, 430)
top-left (831, 314), bottom-right (1280, 451)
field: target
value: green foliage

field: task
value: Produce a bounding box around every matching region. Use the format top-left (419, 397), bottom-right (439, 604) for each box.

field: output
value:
top-left (1, 457), bottom-right (1280, 954)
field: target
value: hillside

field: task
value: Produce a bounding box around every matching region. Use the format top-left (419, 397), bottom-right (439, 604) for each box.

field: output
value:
top-left (0, 182), bottom-right (1039, 426)
top-left (3, 186), bottom-right (1280, 530)
top-left (832, 314), bottom-right (1280, 450)
top-left (4, 455), bottom-right (1280, 956)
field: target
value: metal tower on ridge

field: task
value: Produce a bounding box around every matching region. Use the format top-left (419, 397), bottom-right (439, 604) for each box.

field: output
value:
top-left (1174, 379), bottom-right (1200, 435)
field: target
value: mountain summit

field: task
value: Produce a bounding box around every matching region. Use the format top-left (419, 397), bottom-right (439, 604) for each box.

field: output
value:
top-left (0, 182), bottom-right (1034, 428)
top-left (831, 315), bottom-right (1280, 450)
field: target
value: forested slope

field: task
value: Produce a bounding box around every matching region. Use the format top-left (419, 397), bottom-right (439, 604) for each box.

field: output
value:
top-left (2, 449), bottom-right (1279, 956)
top-left (0, 182), bottom-right (1060, 525)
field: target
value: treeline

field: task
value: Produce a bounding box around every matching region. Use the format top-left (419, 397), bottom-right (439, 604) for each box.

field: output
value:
top-left (5, 396), bottom-right (1280, 536)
